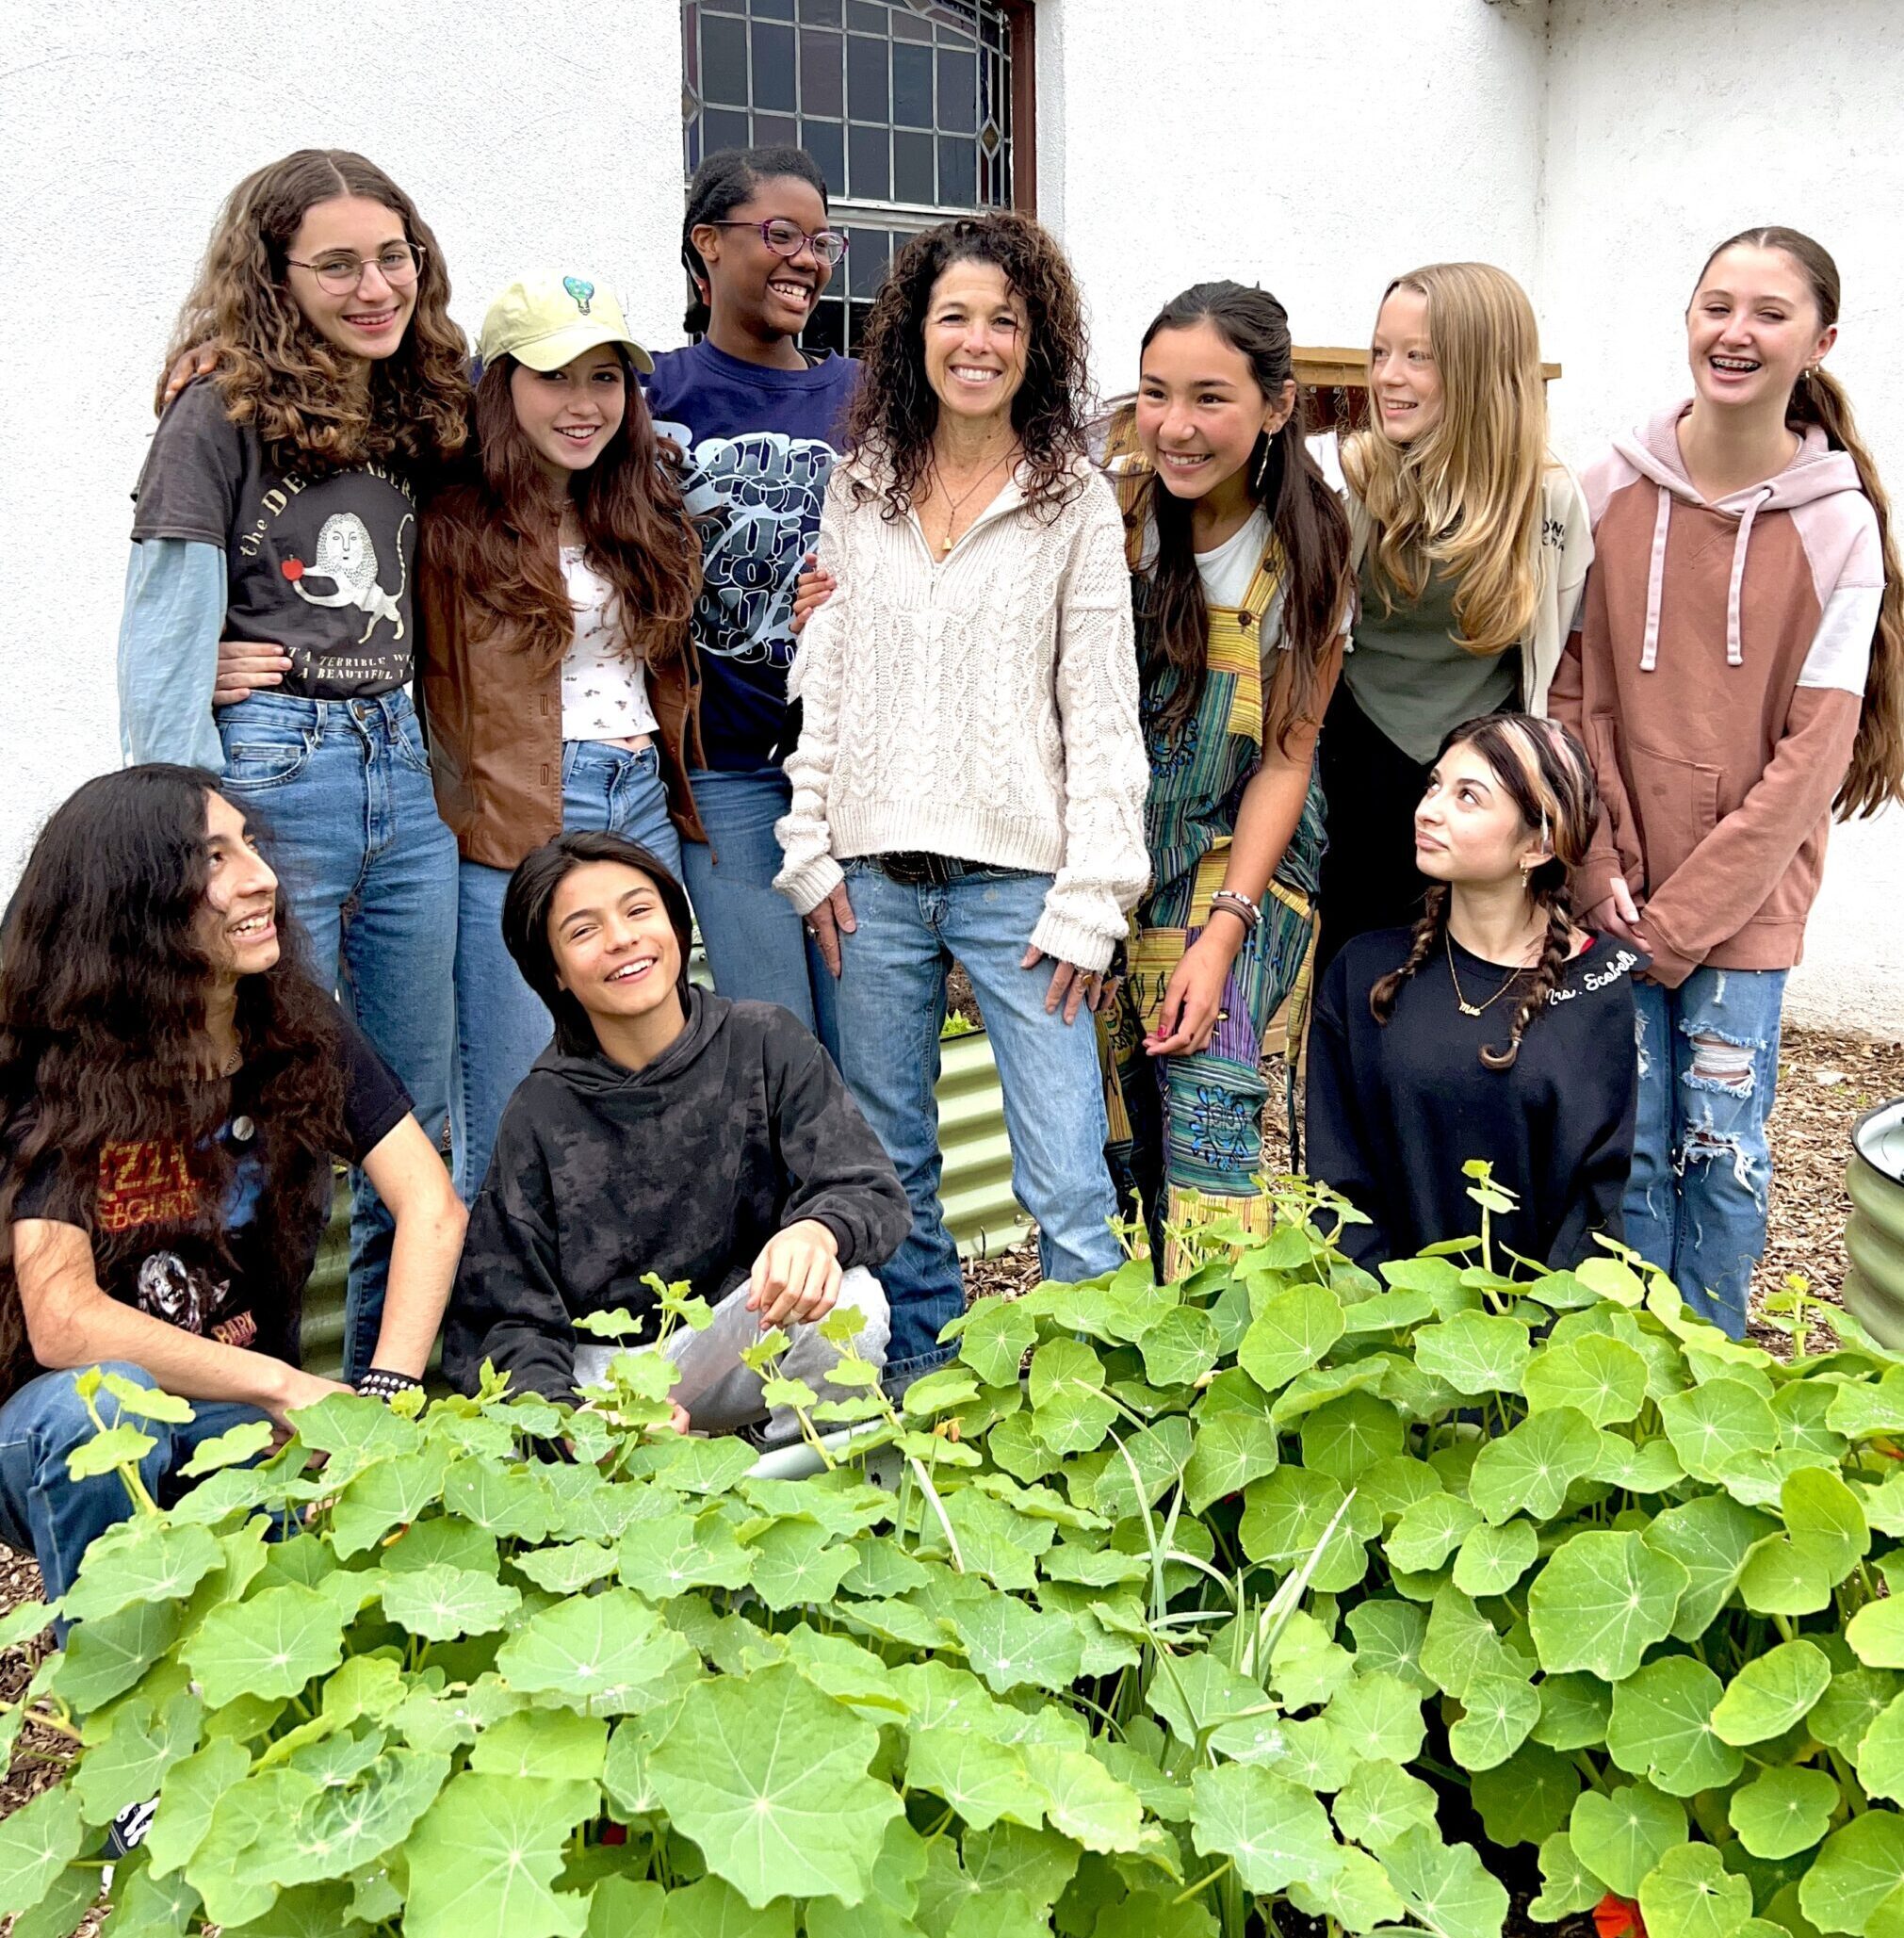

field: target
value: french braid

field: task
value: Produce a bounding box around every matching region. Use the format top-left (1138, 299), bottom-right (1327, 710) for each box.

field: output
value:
top-left (1369, 885), bottom-right (1449, 1023)
top-left (1479, 892), bottom-right (1571, 1071)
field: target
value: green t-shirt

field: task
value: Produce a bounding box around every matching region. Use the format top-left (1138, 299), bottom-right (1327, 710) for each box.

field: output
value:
top-left (1343, 551), bottom-right (1519, 763)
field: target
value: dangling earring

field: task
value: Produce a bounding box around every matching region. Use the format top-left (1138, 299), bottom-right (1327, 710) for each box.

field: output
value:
top-left (1254, 436), bottom-right (1272, 493)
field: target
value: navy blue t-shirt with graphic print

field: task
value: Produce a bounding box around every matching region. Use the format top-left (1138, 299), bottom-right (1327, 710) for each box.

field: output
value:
top-left (643, 341), bottom-right (858, 772)
top-left (131, 380), bottom-right (420, 699)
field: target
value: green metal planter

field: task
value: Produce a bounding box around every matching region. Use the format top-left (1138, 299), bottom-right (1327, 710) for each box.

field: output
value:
top-left (299, 1028), bottom-right (1020, 1381)
top-left (1844, 1099), bottom-right (1904, 1351)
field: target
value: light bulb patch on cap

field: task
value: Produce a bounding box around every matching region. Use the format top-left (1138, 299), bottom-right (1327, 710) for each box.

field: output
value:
top-left (563, 277), bottom-right (595, 316)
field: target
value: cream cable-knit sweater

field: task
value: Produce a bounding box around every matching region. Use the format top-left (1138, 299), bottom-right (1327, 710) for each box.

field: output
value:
top-left (773, 455), bottom-right (1150, 973)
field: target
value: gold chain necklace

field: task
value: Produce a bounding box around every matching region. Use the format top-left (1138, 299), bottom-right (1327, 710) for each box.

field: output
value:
top-left (1445, 931), bottom-right (1537, 1018)
top-left (929, 446), bottom-right (1015, 556)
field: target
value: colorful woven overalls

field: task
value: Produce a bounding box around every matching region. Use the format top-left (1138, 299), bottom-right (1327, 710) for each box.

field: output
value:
top-left (1102, 497), bottom-right (1326, 1275)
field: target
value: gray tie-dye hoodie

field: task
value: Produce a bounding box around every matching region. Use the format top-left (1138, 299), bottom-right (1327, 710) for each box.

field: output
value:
top-left (444, 990), bottom-right (909, 1402)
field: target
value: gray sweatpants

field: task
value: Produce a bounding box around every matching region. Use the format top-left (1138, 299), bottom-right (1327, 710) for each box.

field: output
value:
top-left (571, 1266), bottom-right (889, 1446)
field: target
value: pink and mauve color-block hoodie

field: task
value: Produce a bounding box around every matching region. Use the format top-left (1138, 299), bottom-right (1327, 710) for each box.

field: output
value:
top-left (1549, 401), bottom-right (1881, 987)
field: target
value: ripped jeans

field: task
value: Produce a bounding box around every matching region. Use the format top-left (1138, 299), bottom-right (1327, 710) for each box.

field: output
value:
top-left (1626, 968), bottom-right (1786, 1338)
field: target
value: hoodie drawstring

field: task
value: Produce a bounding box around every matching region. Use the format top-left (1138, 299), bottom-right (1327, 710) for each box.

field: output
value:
top-left (1725, 485), bottom-right (1775, 668)
top-left (1640, 490), bottom-right (1671, 672)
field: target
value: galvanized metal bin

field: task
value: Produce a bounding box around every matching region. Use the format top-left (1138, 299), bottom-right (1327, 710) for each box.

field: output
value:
top-left (299, 1028), bottom-right (1020, 1380)
top-left (1844, 1099), bottom-right (1904, 1351)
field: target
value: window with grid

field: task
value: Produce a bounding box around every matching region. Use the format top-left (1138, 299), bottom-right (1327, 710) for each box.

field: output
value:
top-left (682, 0), bottom-right (1030, 356)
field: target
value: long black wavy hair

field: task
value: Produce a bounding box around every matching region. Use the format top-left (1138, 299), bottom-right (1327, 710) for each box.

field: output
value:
top-left (0, 767), bottom-right (347, 1387)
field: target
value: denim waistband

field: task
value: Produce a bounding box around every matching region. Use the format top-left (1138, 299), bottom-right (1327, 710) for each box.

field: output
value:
top-left (217, 689), bottom-right (419, 737)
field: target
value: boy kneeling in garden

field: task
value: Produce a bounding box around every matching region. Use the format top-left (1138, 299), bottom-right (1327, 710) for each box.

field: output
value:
top-left (443, 832), bottom-right (909, 1441)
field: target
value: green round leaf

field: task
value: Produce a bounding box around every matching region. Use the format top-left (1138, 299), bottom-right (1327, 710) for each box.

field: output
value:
top-left (1645, 1496), bottom-right (1778, 1640)
top-left (1236, 1282), bottom-right (1346, 1394)
top-left (1711, 1640), bottom-right (1832, 1746)
top-left (61, 1519), bottom-right (222, 1624)
top-left (1810, 1667), bottom-right (1903, 1755)
top-left (649, 1663), bottom-right (902, 1907)
top-left (1387, 1494), bottom-right (1483, 1575)
top-left (1183, 1413), bottom-right (1278, 1513)
top-left (744, 1521), bottom-right (860, 1611)
top-left (1524, 1334), bottom-right (1649, 1426)
top-left (1469, 1742), bottom-right (1581, 1848)
top-left (403, 1773), bottom-right (594, 1938)
top-left (1414, 1312), bottom-right (1533, 1396)
top-left (1532, 1671), bottom-right (1612, 1751)
top-left (1847, 1596), bottom-right (1904, 1669)
top-left (1852, 1689), bottom-right (1904, 1804)
top-left (1448, 1673), bottom-right (1540, 1771)
top-left (905, 1728), bottom-right (1046, 1832)
top-left (1781, 1467), bottom-right (1870, 1587)
top-left (1301, 1392), bottom-right (1405, 1485)
top-left (182, 1584), bottom-right (347, 1707)
top-left (1469, 1408), bottom-right (1605, 1523)
top-left (1020, 1743), bottom-right (1143, 1852)
top-left (1798, 1811), bottom-right (1904, 1936)
top-left (1239, 1467), bottom-right (1368, 1591)
top-left (1325, 1669), bottom-right (1427, 1766)
top-left (1346, 1599), bottom-right (1433, 1694)
top-left (1727, 1766), bottom-right (1840, 1860)
top-left (469, 1709), bottom-right (608, 1783)
top-left (1637, 1840), bottom-right (1753, 1938)
top-left (1605, 1655), bottom-right (1742, 1796)
top-left (1569, 1780), bottom-right (1685, 1897)
top-left (1137, 1305), bottom-right (1220, 1389)
top-left (1528, 1530), bottom-right (1689, 1681)
top-left (1331, 1760), bottom-right (1439, 1850)
top-left (379, 1562), bottom-right (522, 1642)
top-left (1658, 1380), bottom-right (1780, 1483)
top-left (1187, 1762), bottom-right (1343, 1897)
top-left (1379, 1823), bottom-right (1509, 1938)
top-left (960, 1296), bottom-right (1038, 1387)
top-left (1453, 1518), bottom-right (1539, 1597)
top-left (0, 1784), bottom-right (85, 1920)
top-left (1027, 1339), bottom-right (1115, 1454)
top-left (1531, 1831), bottom-right (1603, 1920)
top-left (494, 1587), bottom-right (695, 1716)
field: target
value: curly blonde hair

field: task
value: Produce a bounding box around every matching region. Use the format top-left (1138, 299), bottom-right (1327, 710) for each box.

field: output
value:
top-left (157, 149), bottom-right (470, 476)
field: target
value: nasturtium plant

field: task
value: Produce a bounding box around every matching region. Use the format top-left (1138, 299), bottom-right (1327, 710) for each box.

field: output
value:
top-left (0, 1178), bottom-right (1900, 1938)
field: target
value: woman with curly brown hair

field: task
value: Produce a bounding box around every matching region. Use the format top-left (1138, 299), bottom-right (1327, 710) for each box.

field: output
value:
top-left (117, 151), bottom-right (470, 1381)
top-left (419, 273), bottom-right (704, 1202)
top-left (0, 767), bottom-right (464, 1604)
top-left (773, 212), bottom-right (1149, 1383)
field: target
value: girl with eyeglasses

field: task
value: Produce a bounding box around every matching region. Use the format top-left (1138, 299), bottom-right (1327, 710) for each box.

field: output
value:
top-left (644, 145), bottom-right (860, 1055)
top-left (117, 149), bottom-right (470, 1383)
top-left (1315, 264), bottom-right (1592, 980)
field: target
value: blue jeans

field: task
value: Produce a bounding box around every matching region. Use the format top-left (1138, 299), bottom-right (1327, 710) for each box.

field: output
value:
top-left (680, 765), bottom-right (839, 1060)
top-left (217, 690), bottom-right (458, 1382)
top-left (453, 741), bottom-right (681, 1201)
top-left (1627, 967), bottom-right (1787, 1339)
top-left (0, 1364), bottom-right (270, 1612)
top-left (834, 860), bottom-right (1123, 1379)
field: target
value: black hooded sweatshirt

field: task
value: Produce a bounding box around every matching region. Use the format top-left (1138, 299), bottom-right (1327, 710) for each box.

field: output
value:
top-left (444, 991), bottom-right (909, 1400)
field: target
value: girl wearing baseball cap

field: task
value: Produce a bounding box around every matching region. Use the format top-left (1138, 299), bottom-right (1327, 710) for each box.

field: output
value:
top-left (418, 274), bottom-right (705, 1202)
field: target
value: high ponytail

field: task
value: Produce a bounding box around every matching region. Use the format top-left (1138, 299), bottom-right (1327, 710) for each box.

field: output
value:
top-left (680, 146), bottom-right (830, 339)
top-left (1697, 228), bottom-right (1904, 818)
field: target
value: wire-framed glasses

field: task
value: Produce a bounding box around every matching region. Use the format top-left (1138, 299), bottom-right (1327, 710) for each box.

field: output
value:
top-left (284, 242), bottom-right (427, 295)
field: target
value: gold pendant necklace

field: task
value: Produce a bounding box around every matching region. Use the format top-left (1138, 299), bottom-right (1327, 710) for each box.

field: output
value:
top-left (1445, 931), bottom-right (1531, 1018)
top-left (930, 446), bottom-right (1015, 556)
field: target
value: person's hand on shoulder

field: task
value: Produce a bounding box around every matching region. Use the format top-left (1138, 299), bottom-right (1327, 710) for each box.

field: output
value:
top-left (748, 1220), bottom-right (842, 1328)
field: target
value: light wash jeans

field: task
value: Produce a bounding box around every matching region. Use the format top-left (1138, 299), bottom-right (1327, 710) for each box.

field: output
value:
top-left (574, 1265), bottom-right (888, 1447)
top-left (452, 741), bottom-right (680, 1202)
top-left (833, 860), bottom-right (1123, 1381)
top-left (680, 765), bottom-right (839, 1060)
top-left (1627, 967), bottom-right (1787, 1339)
top-left (0, 1363), bottom-right (270, 1613)
top-left (216, 690), bottom-right (458, 1383)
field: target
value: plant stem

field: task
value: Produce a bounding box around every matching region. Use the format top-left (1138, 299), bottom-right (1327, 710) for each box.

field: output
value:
top-left (1173, 1859), bottom-right (1232, 1907)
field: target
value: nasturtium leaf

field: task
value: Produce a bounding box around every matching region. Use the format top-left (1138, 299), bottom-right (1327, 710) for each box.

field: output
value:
top-left (1269, 1608), bottom-right (1355, 1709)
top-left (378, 1562), bottom-right (522, 1642)
top-left (0, 1783), bottom-right (85, 1918)
top-left (440, 1454), bottom-right (556, 1541)
top-left (1290, 1842), bottom-right (1407, 1935)
top-left (1782, 1466), bottom-right (1871, 1585)
top-left (1144, 1649), bottom-right (1264, 1751)
top-left (1658, 1380), bottom-right (1780, 1482)
top-left (648, 1663), bottom-right (902, 1908)
top-left (1386, 1494), bottom-right (1483, 1574)
top-left (1468, 1741), bottom-right (1580, 1848)
top-left (293, 1391), bottom-right (422, 1464)
top-left (467, 1708), bottom-right (607, 1783)
top-left (1183, 1411), bottom-right (1277, 1512)
top-left (510, 1540), bottom-right (620, 1595)
top-left (1569, 1780), bottom-right (1685, 1897)
top-left (10, 1861), bottom-right (100, 1938)
top-left (1187, 1763), bottom-right (1342, 1896)
top-left (939, 1588), bottom-right (1082, 1695)
top-left (327, 1445), bottom-right (453, 1559)
top-left (1594, 1436), bottom-right (1688, 1494)
top-left (1728, 1766), bottom-right (1841, 1860)
top-left (1331, 1758), bottom-right (1439, 1849)
top-left (1325, 1669), bottom-right (1427, 1766)
top-left (1359, 1455), bottom-right (1444, 1522)
top-left (1421, 1585), bottom-right (1521, 1702)
top-left (1236, 1282), bottom-right (1345, 1394)
top-left (1847, 1595), bottom-right (1904, 1668)
top-left (65, 1421), bottom-right (157, 1480)
top-left (1638, 1839), bottom-right (1753, 1938)
top-left (111, 1863), bottom-right (206, 1938)
top-left (1711, 1640), bottom-right (1832, 1745)
top-left (1524, 1334), bottom-right (1649, 1426)
top-left (1255, 1714), bottom-right (1356, 1791)
top-left (183, 1583), bottom-right (346, 1707)
top-left (50, 1594), bottom-right (184, 1711)
top-left (73, 1692), bottom-right (204, 1824)
top-left (1346, 1599), bottom-right (1432, 1694)
top-left (145, 1735), bottom-right (249, 1880)
top-left (1020, 1744), bottom-right (1143, 1851)
top-left (1852, 1689), bottom-right (1904, 1803)
top-left (653, 1874), bottom-right (792, 1936)
top-left (1300, 1391), bottom-right (1404, 1485)
top-left (1413, 1311), bottom-right (1533, 1396)
top-left (1137, 1304), bottom-right (1220, 1388)
top-left (1810, 1666), bottom-right (1902, 1755)
top-left (1771, 1378), bottom-right (1849, 1458)
top-left (1448, 1672), bottom-right (1540, 1771)
top-left (1824, 1367), bottom-right (1904, 1440)
top-left (403, 1773), bottom-right (594, 1938)
top-left (1604, 1655), bottom-right (1741, 1796)
top-left (177, 1416), bottom-right (278, 1480)
top-left (1645, 1495), bottom-right (1777, 1639)
top-left (617, 1506), bottom-right (755, 1596)
top-left (958, 1817), bottom-right (1078, 1910)
top-left (1379, 1823), bottom-right (1509, 1938)
top-left (63, 1517), bottom-right (221, 1624)
top-left (904, 1726), bottom-right (1045, 1831)
top-left (1872, 1889), bottom-right (1904, 1938)
top-left (1341, 1286), bottom-right (1438, 1334)
top-left (1027, 1338), bottom-right (1115, 1455)
top-left (1453, 1518), bottom-right (1539, 1597)
top-left (279, 1747), bottom-right (449, 1885)
top-left (1239, 1466), bottom-right (1367, 1590)
top-left (1798, 1811), bottom-right (1904, 1936)
top-left (958, 1295), bottom-right (1038, 1387)
top-left (1468, 1407), bottom-right (1604, 1523)
top-left (1527, 1529), bottom-right (1688, 1681)
top-left (744, 1520), bottom-right (858, 1609)
top-left (516, 1585), bottom-right (697, 1712)
top-left (187, 1764), bottom-right (319, 1925)
top-left (1531, 1831), bottom-right (1603, 1920)
top-left (391, 1673), bottom-right (523, 1756)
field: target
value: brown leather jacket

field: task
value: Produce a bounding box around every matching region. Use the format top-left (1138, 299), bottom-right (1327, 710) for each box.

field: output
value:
top-left (418, 542), bottom-right (708, 872)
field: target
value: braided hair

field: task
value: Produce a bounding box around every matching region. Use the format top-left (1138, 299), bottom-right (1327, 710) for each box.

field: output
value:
top-left (1369, 713), bottom-right (1601, 1070)
top-left (680, 146), bottom-right (829, 336)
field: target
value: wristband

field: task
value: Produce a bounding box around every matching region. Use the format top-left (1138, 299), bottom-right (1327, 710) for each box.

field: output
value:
top-left (356, 1366), bottom-right (426, 1403)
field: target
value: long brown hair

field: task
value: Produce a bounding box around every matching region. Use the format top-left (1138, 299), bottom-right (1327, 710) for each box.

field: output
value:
top-left (1695, 227), bottom-right (1904, 819)
top-left (421, 353), bottom-right (700, 676)
top-left (1343, 263), bottom-right (1552, 659)
top-left (0, 769), bottom-right (349, 1393)
top-left (1370, 715), bottom-right (1601, 1070)
top-left (157, 149), bottom-right (470, 476)
top-left (1130, 282), bottom-right (1352, 746)
top-left (843, 211), bottom-right (1093, 520)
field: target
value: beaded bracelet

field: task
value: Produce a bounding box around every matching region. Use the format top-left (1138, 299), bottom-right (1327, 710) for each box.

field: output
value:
top-left (1209, 889), bottom-right (1261, 936)
top-left (356, 1366), bottom-right (427, 1403)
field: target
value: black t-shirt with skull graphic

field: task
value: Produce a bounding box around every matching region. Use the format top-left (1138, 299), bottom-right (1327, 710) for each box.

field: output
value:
top-left (132, 380), bottom-right (419, 697)
top-left (6, 1015), bottom-right (411, 1397)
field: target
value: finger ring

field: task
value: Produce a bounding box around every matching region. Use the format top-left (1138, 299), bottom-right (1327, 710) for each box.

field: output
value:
top-left (805, 923), bottom-right (818, 936)
top-left (1216, 1009), bottom-right (1229, 1021)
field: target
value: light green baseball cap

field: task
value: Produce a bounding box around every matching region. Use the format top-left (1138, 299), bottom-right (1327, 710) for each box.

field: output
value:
top-left (478, 272), bottom-right (654, 374)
